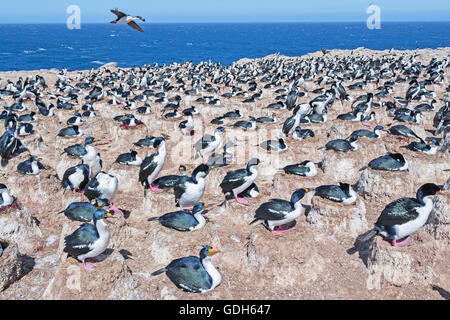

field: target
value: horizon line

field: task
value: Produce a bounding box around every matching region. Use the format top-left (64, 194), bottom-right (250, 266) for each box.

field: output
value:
top-left (1, 20), bottom-right (449, 24)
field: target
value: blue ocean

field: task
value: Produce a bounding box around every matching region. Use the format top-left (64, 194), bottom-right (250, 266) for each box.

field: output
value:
top-left (0, 22), bottom-right (449, 71)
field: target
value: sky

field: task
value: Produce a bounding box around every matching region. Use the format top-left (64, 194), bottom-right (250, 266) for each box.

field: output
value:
top-left (0, 0), bottom-right (449, 23)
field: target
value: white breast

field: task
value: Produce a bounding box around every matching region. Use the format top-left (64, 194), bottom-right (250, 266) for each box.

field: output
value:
top-left (232, 167), bottom-right (257, 196)
top-left (267, 204), bottom-right (304, 230)
top-left (395, 197), bottom-right (433, 239)
top-left (179, 178), bottom-right (206, 207)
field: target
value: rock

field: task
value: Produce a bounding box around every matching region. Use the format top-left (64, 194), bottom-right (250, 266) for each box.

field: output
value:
top-left (99, 62), bottom-right (118, 69)
top-left (306, 197), bottom-right (368, 237)
top-left (0, 204), bottom-right (42, 254)
top-left (321, 151), bottom-right (362, 182)
top-left (366, 237), bottom-right (436, 290)
top-left (355, 168), bottom-right (415, 201)
top-left (425, 192), bottom-right (450, 241)
top-left (0, 242), bottom-right (35, 291)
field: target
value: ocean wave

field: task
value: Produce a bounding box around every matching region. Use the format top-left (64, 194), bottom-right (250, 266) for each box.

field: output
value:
top-left (61, 45), bottom-right (74, 50)
top-left (23, 50), bottom-right (34, 54)
top-left (186, 42), bottom-right (193, 46)
top-left (37, 48), bottom-right (46, 51)
top-left (91, 60), bottom-right (105, 65)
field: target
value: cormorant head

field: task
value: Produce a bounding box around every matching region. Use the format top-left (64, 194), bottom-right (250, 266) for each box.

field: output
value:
top-left (374, 125), bottom-right (384, 132)
top-left (290, 188), bottom-right (311, 204)
top-left (192, 164), bottom-right (210, 180)
top-left (192, 202), bottom-right (208, 214)
top-left (278, 138), bottom-right (286, 148)
top-left (215, 127), bottom-right (226, 135)
top-left (85, 136), bottom-right (96, 145)
top-left (199, 245), bottom-right (218, 259)
top-left (93, 209), bottom-right (114, 224)
top-left (0, 184), bottom-right (8, 192)
top-left (339, 183), bottom-right (352, 195)
top-left (416, 183), bottom-right (442, 202)
top-left (95, 198), bottom-right (111, 208)
top-left (152, 137), bottom-right (165, 149)
top-left (298, 160), bottom-right (313, 167)
top-left (178, 165), bottom-right (187, 174)
top-left (30, 155), bottom-right (40, 162)
top-left (425, 137), bottom-right (440, 146)
top-left (348, 135), bottom-right (359, 143)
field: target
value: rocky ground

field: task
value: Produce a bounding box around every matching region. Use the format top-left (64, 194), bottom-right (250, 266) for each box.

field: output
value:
top-left (0, 47), bottom-right (449, 300)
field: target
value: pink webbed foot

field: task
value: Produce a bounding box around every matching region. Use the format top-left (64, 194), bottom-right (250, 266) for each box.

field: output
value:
top-left (83, 261), bottom-right (95, 272)
top-left (150, 183), bottom-right (163, 192)
top-left (361, 122), bottom-right (371, 127)
top-left (235, 197), bottom-right (249, 206)
top-left (274, 225), bottom-right (296, 233)
top-left (392, 237), bottom-right (410, 247)
top-left (109, 204), bottom-right (124, 216)
top-left (270, 230), bottom-right (281, 236)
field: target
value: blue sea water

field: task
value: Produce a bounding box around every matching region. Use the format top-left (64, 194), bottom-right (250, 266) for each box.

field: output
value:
top-left (0, 22), bottom-right (448, 71)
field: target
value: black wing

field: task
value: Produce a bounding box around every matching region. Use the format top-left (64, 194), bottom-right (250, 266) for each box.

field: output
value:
top-left (84, 177), bottom-right (100, 200)
top-left (254, 199), bottom-right (293, 221)
top-left (139, 154), bottom-right (158, 185)
top-left (174, 176), bottom-right (190, 205)
top-left (111, 9), bottom-right (126, 18)
top-left (64, 224), bottom-right (98, 257)
top-left (128, 21), bottom-right (144, 33)
top-left (165, 256), bottom-right (212, 292)
top-left (376, 198), bottom-right (421, 227)
top-left (315, 185), bottom-right (346, 202)
top-left (219, 169), bottom-right (248, 193)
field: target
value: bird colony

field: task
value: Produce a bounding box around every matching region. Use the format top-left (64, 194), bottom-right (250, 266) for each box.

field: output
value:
top-left (0, 47), bottom-right (449, 299)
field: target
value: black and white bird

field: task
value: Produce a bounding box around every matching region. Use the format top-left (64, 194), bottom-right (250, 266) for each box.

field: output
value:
top-left (174, 164), bottom-right (210, 209)
top-left (148, 202), bottom-right (208, 232)
top-left (151, 245), bottom-right (221, 293)
top-left (139, 137), bottom-right (167, 193)
top-left (250, 188), bottom-right (311, 236)
top-left (386, 124), bottom-right (423, 141)
top-left (349, 125), bottom-right (383, 140)
top-left (59, 198), bottom-right (110, 222)
top-left (280, 160), bottom-right (318, 177)
top-left (0, 123), bottom-right (18, 167)
top-left (319, 135), bottom-right (358, 152)
top-left (110, 9), bottom-right (146, 32)
top-left (356, 183), bottom-right (442, 247)
top-left (114, 149), bottom-right (143, 166)
top-left (62, 164), bottom-right (90, 193)
top-left (259, 138), bottom-right (287, 152)
top-left (57, 125), bottom-right (82, 138)
top-left (194, 127), bottom-right (226, 163)
top-left (292, 126), bottom-right (315, 141)
top-left (314, 183), bottom-right (357, 204)
top-left (84, 172), bottom-right (122, 215)
top-left (64, 209), bottom-right (114, 271)
top-left (219, 158), bottom-right (260, 206)
top-left (362, 153), bottom-right (408, 171)
top-left (17, 155), bottom-right (45, 175)
top-left (402, 139), bottom-right (439, 155)
top-left (0, 183), bottom-right (15, 211)
top-left (151, 165), bottom-right (187, 190)
top-left (62, 137), bottom-right (96, 158)
top-left (178, 111), bottom-right (195, 136)
top-left (282, 106), bottom-right (302, 137)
